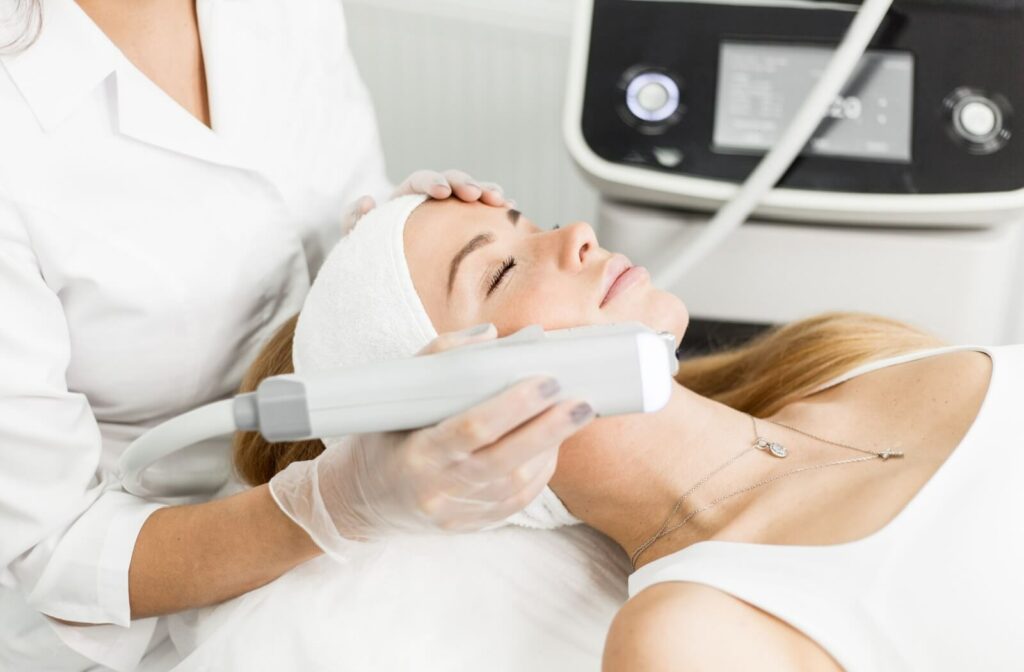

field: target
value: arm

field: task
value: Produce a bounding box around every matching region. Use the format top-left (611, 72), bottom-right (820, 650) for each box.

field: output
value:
top-left (0, 197), bottom-right (316, 670)
top-left (128, 484), bottom-right (318, 618)
top-left (603, 583), bottom-right (828, 672)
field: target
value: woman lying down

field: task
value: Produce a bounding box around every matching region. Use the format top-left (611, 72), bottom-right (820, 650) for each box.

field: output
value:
top-left (169, 195), bottom-right (1023, 670)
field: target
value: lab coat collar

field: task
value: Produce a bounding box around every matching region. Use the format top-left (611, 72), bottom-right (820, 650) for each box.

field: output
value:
top-left (112, 64), bottom-right (263, 174)
top-left (2, 0), bottom-right (269, 176)
top-left (0, 0), bottom-right (119, 132)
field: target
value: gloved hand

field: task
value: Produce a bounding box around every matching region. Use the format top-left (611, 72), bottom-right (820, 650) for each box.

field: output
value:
top-left (341, 169), bottom-right (508, 234)
top-left (268, 324), bottom-right (595, 560)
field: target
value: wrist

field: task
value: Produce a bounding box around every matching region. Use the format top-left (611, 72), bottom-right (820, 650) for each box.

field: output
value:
top-left (252, 484), bottom-right (323, 565)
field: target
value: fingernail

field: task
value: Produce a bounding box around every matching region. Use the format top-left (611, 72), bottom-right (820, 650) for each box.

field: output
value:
top-left (462, 323), bottom-right (493, 337)
top-left (466, 180), bottom-right (481, 189)
top-left (570, 402), bottom-right (595, 425)
top-left (539, 378), bottom-right (561, 399)
top-left (433, 177), bottom-right (449, 186)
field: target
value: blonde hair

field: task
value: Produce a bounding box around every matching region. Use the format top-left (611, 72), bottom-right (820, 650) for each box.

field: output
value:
top-left (233, 315), bottom-right (325, 486)
top-left (675, 312), bottom-right (944, 417)
top-left (233, 312), bottom-right (944, 486)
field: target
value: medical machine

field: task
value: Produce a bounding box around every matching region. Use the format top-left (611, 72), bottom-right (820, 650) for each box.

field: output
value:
top-left (565, 0), bottom-right (1024, 347)
top-left (120, 323), bottom-right (680, 497)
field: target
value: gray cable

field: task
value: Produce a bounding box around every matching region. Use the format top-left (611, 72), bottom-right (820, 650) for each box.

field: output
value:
top-left (119, 399), bottom-right (236, 497)
top-left (650, 0), bottom-right (896, 289)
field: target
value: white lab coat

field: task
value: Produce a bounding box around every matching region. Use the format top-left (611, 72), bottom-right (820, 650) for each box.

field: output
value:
top-left (0, 0), bottom-right (390, 669)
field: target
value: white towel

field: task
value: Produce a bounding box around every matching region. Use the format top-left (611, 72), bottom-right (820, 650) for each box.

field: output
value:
top-left (292, 194), bottom-right (580, 529)
top-left (293, 195), bottom-right (436, 374)
top-left (168, 525), bottom-right (629, 671)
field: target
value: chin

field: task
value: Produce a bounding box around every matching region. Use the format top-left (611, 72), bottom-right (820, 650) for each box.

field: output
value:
top-left (660, 299), bottom-right (689, 348)
top-left (651, 292), bottom-right (692, 348)
top-left (613, 290), bottom-right (689, 347)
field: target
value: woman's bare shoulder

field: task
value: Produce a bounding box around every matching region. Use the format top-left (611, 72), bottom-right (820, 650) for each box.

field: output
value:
top-left (844, 349), bottom-right (991, 398)
top-left (603, 582), bottom-right (841, 672)
top-left (834, 349), bottom-right (992, 430)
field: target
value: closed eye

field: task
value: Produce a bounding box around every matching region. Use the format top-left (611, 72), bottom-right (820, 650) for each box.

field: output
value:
top-left (487, 256), bottom-right (516, 296)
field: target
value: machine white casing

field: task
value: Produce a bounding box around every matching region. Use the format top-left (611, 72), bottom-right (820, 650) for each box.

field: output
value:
top-left (598, 201), bottom-right (1024, 345)
top-left (563, 0), bottom-right (1024, 227)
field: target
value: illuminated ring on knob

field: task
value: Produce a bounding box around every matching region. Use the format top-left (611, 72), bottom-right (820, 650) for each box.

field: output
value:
top-left (625, 72), bottom-right (680, 123)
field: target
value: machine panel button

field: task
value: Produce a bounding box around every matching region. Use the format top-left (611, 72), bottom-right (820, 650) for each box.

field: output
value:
top-left (637, 82), bottom-right (669, 113)
top-left (957, 99), bottom-right (999, 140)
top-left (653, 147), bottom-right (684, 167)
top-left (946, 89), bottom-right (1010, 154)
top-left (625, 72), bottom-right (680, 123)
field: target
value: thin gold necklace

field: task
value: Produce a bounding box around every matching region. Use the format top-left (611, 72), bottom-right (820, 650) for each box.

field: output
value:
top-left (629, 414), bottom-right (904, 569)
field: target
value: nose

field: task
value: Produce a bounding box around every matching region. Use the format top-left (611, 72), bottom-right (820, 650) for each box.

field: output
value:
top-left (556, 221), bottom-right (598, 271)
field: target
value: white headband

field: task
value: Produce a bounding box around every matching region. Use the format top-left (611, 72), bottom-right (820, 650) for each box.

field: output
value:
top-left (293, 195), bottom-right (580, 530)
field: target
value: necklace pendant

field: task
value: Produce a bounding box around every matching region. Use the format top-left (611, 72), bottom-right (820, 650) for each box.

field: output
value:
top-left (878, 449), bottom-right (904, 461)
top-left (754, 438), bottom-right (788, 458)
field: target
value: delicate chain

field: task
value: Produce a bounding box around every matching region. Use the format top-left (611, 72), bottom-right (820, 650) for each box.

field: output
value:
top-left (768, 418), bottom-right (904, 460)
top-left (627, 444), bottom-right (755, 568)
top-left (629, 414), bottom-right (904, 569)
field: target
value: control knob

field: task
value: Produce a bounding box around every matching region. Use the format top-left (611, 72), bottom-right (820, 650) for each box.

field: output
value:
top-left (946, 89), bottom-right (1011, 154)
top-left (625, 72), bottom-right (680, 124)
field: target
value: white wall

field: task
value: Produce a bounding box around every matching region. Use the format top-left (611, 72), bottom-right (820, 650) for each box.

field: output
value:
top-left (342, 0), bottom-right (599, 228)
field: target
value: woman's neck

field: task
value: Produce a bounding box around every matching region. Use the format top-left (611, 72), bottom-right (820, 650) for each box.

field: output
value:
top-left (556, 383), bottom-right (820, 568)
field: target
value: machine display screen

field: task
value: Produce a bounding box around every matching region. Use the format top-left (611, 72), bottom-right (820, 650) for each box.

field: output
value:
top-left (713, 42), bottom-right (915, 163)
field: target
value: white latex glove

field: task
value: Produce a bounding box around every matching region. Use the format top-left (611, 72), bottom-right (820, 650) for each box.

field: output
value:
top-left (268, 324), bottom-right (595, 560)
top-left (341, 169), bottom-right (508, 234)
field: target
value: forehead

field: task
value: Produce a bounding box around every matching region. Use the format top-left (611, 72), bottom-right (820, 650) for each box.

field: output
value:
top-left (403, 199), bottom-right (506, 296)
top-left (404, 199), bottom-right (523, 276)
top-left (406, 199), bottom-right (512, 241)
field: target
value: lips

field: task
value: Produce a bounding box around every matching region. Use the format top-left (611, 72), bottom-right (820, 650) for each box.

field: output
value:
top-left (600, 254), bottom-right (633, 307)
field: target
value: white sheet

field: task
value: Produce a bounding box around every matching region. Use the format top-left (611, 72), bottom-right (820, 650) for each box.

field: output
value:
top-left (167, 525), bottom-right (629, 671)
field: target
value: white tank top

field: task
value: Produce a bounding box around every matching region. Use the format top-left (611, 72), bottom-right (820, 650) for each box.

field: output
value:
top-left (629, 344), bottom-right (1024, 671)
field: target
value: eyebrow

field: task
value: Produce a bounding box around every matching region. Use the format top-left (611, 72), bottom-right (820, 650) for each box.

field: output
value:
top-left (448, 233), bottom-right (494, 296)
top-left (446, 209), bottom-right (521, 297)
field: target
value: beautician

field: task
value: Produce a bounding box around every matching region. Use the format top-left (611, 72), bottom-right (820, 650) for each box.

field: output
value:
top-left (0, 1), bottom-right (592, 669)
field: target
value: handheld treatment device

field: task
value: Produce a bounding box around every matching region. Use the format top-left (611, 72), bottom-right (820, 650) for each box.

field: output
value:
top-left (120, 323), bottom-right (680, 498)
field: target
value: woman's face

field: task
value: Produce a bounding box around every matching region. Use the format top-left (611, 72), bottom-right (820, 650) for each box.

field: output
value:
top-left (404, 199), bottom-right (689, 342)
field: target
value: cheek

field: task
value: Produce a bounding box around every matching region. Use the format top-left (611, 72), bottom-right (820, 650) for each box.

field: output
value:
top-left (485, 278), bottom-right (598, 335)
